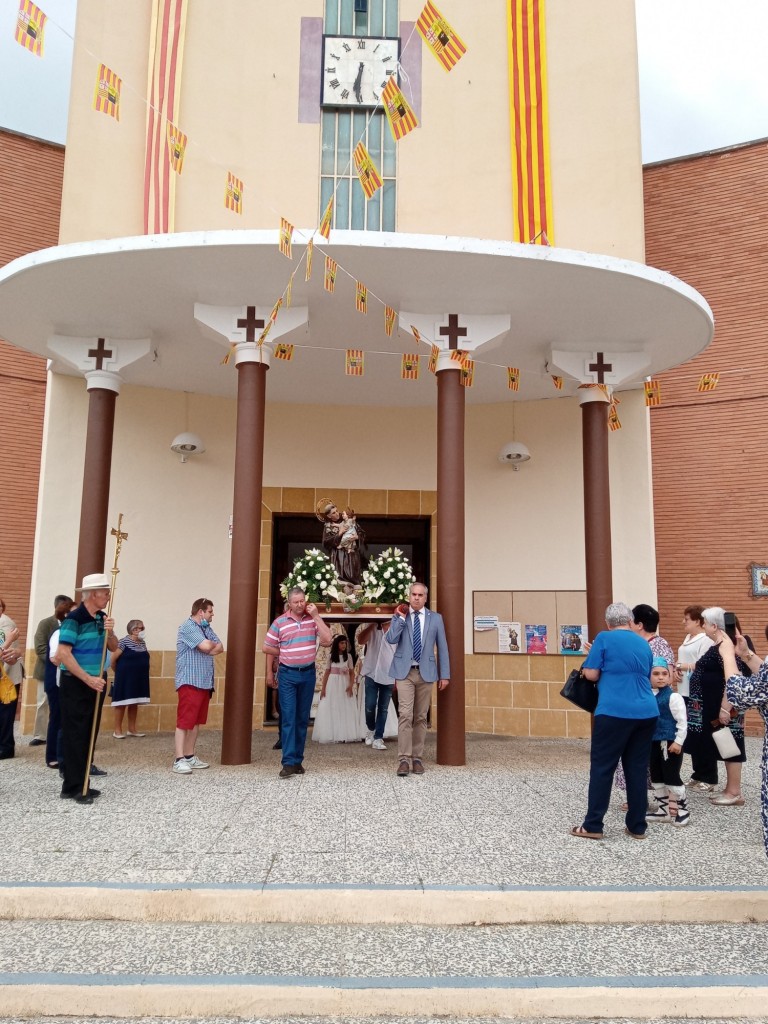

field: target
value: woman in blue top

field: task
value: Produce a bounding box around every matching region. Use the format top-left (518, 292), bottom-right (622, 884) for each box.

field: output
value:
top-left (571, 602), bottom-right (658, 841)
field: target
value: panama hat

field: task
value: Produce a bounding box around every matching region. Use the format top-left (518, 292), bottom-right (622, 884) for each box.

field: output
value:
top-left (76, 573), bottom-right (112, 591)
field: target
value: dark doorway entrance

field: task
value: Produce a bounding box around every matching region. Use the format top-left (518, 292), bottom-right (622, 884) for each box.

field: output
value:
top-left (264, 513), bottom-right (432, 725)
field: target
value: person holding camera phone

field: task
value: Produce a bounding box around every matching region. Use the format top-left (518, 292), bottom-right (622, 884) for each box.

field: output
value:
top-left (684, 607), bottom-right (748, 805)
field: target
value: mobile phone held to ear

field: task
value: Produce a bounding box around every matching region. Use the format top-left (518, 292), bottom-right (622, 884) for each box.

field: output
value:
top-left (724, 611), bottom-right (737, 642)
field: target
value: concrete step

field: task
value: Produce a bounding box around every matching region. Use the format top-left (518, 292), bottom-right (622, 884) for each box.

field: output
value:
top-left (2, 918), bottom-right (768, 1019)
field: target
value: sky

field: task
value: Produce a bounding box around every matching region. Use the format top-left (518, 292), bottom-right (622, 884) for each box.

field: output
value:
top-left (0, 0), bottom-right (766, 161)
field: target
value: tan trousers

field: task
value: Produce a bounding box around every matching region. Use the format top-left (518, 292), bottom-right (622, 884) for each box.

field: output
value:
top-left (396, 666), bottom-right (432, 760)
top-left (33, 679), bottom-right (49, 739)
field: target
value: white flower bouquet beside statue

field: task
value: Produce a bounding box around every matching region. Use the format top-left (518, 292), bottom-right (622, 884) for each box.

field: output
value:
top-left (362, 547), bottom-right (415, 605)
top-left (280, 549), bottom-right (342, 604)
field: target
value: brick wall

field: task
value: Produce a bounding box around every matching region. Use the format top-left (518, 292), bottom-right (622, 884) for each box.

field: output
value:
top-left (0, 129), bottom-right (64, 646)
top-left (644, 139), bottom-right (768, 738)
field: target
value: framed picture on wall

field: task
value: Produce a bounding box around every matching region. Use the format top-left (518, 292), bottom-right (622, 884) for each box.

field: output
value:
top-left (748, 563), bottom-right (768, 597)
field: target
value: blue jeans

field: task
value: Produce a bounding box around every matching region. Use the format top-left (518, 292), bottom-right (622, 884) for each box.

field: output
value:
top-left (364, 676), bottom-right (394, 740)
top-left (583, 714), bottom-right (657, 836)
top-left (278, 665), bottom-right (316, 766)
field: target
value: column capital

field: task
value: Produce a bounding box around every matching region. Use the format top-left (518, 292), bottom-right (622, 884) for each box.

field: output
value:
top-left (577, 384), bottom-right (611, 406)
top-left (399, 311), bottom-right (511, 356)
top-left (234, 343), bottom-right (272, 368)
top-left (85, 369), bottom-right (122, 394)
top-left (194, 302), bottom-right (308, 363)
top-left (48, 335), bottom-right (151, 379)
top-left (550, 348), bottom-right (650, 388)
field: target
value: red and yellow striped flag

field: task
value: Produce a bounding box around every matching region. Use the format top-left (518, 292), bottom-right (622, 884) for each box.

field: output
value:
top-left (508, 0), bottom-right (553, 245)
top-left (346, 349), bottom-right (364, 376)
top-left (166, 123), bottom-right (187, 173)
top-left (384, 306), bottom-right (396, 337)
top-left (382, 77), bottom-right (418, 141)
top-left (428, 345), bottom-right (439, 373)
top-left (258, 320), bottom-right (273, 345)
top-left (15, 1), bottom-right (46, 56)
top-left (270, 297), bottom-right (283, 323)
top-left (274, 343), bottom-right (294, 361)
top-left (410, 325), bottom-right (422, 343)
top-left (225, 172), bottom-right (243, 214)
top-left (324, 256), bottom-right (337, 293)
top-left (644, 380), bottom-right (661, 407)
top-left (355, 282), bottom-right (368, 314)
top-left (93, 64), bottom-right (122, 120)
top-left (551, 375), bottom-right (563, 390)
top-left (285, 273), bottom-right (294, 309)
top-left (402, 354), bottom-right (421, 380)
top-left (305, 240), bottom-right (314, 281)
top-left (451, 349), bottom-right (469, 367)
top-left (507, 367), bottom-right (520, 391)
top-left (319, 197), bottom-right (333, 240)
top-left (279, 218), bottom-right (294, 259)
top-left (608, 403), bottom-right (622, 431)
top-left (698, 372), bottom-right (720, 393)
top-left (416, 1), bottom-right (467, 71)
top-left (143, 0), bottom-right (189, 233)
top-left (353, 141), bottom-right (383, 198)
top-left (460, 359), bottom-right (475, 387)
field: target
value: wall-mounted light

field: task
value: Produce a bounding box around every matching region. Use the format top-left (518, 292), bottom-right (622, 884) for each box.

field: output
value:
top-left (498, 441), bottom-right (531, 471)
top-left (170, 432), bottom-right (206, 463)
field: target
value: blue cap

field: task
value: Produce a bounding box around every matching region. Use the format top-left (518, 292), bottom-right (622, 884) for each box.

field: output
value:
top-left (652, 656), bottom-right (669, 669)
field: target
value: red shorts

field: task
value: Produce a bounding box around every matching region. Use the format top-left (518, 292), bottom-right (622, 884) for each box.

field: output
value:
top-left (176, 685), bottom-right (211, 729)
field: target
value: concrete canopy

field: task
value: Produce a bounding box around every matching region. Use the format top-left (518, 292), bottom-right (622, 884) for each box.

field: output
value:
top-left (0, 230), bottom-right (713, 405)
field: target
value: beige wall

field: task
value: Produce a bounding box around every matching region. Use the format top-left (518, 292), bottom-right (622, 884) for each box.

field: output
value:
top-left (61, 0), bottom-right (644, 258)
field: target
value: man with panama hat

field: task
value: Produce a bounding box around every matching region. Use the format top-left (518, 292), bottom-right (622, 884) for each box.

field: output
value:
top-left (55, 573), bottom-right (118, 804)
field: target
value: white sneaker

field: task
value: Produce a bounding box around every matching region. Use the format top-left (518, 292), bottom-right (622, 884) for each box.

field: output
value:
top-left (365, 730), bottom-right (374, 746)
top-left (187, 755), bottom-right (210, 769)
top-left (372, 738), bottom-right (386, 750)
top-left (172, 759), bottom-right (192, 774)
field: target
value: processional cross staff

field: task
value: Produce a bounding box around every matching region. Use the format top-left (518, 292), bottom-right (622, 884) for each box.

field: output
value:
top-left (82, 513), bottom-right (128, 796)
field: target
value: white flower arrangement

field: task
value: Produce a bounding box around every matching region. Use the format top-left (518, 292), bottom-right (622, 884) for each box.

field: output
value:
top-left (280, 549), bottom-right (341, 603)
top-left (361, 547), bottom-right (415, 604)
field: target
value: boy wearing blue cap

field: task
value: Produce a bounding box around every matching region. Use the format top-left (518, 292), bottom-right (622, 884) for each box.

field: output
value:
top-left (647, 656), bottom-right (690, 826)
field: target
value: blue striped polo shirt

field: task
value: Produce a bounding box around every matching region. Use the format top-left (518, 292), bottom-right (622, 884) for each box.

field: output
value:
top-left (58, 603), bottom-right (105, 678)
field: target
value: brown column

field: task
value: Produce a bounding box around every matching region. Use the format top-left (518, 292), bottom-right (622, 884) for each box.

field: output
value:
top-left (75, 385), bottom-right (118, 586)
top-left (436, 365), bottom-right (466, 766)
top-left (581, 395), bottom-right (613, 641)
top-left (221, 359), bottom-right (268, 765)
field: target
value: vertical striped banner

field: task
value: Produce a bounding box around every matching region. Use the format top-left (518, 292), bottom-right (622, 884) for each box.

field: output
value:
top-left (15, 1), bottom-right (46, 56)
top-left (507, 0), bottom-right (553, 244)
top-left (143, 0), bottom-right (189, 234)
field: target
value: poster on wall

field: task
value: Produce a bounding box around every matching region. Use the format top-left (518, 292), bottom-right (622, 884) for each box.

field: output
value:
top-left (559, 624), bottom-right (588, 655)
top-left (498, 621), bottom-right (522, 653)
top-left (474, 615), bottom-right (499, 631)
top-left (525, 624), bottom-right (548, 654)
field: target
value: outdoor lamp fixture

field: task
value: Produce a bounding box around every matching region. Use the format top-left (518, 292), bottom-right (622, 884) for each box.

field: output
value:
top-left (170, 432), bottom-right (206, 463)
top-left (498, 441), bottom-right (531, 471)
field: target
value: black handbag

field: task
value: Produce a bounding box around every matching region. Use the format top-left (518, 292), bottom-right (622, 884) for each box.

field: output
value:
top-left (560, 668), bottom-right (597, 713)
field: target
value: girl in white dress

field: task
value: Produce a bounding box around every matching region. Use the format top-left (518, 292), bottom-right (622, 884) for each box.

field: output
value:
top-left (312, 635), bottom-right (360, 743)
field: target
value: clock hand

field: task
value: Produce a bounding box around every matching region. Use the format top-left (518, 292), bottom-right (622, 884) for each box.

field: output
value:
top-left (353, 62), bottom-right (364, 104)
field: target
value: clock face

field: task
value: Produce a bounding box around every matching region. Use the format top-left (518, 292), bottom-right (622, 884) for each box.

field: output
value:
top-left (321, 35), bottom-right (400, 109)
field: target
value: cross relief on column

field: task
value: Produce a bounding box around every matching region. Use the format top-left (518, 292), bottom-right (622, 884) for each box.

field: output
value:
top-left (88, 338), bottom-right (114, 369)
top-left (236, 306), bottom-right (266, 344)
top-left (439, 314), bottom-right (468, 351)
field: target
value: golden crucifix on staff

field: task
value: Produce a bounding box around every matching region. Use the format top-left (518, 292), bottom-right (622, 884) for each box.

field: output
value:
top-left (82, 514), bottom-right (128, 796)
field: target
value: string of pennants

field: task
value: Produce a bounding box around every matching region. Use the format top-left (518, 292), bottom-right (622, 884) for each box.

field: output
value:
top-left (13, 2), bottom-right (724, 424)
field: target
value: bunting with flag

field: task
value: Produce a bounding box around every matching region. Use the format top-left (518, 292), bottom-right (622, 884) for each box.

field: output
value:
top-left (324, 257), bottom-right (337, 293)
top-left (608, 402), bottom-right (622, 431)
top-left (143, 0), bottom-right (189, 233)
top-left (410, 325), bottom-right (422, 344)
top-left (402, 354), bottom-right (421, 380)
top-left (384, 306), bottom-right (396, 337)
top-left (698, 372), bottom-right (720, 393)
top-left (305, 240), bottom-right (314, 281)
top-left (507, 0), bottom-right (553, 245)
top-left (416, 1), bottom-right (467, 71)
top-left (428, 345), bottom-right (439, 373)
top-left (93, 64), bottom-right (122, 120)
top-left (551, 375), bottom-right (563, 390)
top-left (224, 172), bottom-right (243, 214)
top-left (166, 123), bottom-right (187, 173)
top-left (14, 1), bottom-right (46, 56)
top-left (319, 197), bottom-right (333, 240)
top-left (353, 142), bottom-right (383, 198)
top-left (346, 349), bottom-right (364, 376)
top-left (451, 349), bottom-right (469, 367)
top-left (279, 218), bottom-right (294, 259)
top-left (285, 274), bottom-right (294, 309)
top-left (460, 359), bottom-right (475, 387)
top-left (355, 282), bottom-right (368, 314)
top-left (270, 297), bottom-right (283, 323)
top-left (507, 367), bottom-right (520, 391)
top-left (258, 320), bottom-right (273, 345)
top-left (274, 343), bottom-right (294, 361)
top-left (644, 380), bottom-right (661, 407)
top-left (382, 77), bottom-right (419, 141)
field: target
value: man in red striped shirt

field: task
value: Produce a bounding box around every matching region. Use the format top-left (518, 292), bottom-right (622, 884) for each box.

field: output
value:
top-left (263, 587), bottom-right (332, 778)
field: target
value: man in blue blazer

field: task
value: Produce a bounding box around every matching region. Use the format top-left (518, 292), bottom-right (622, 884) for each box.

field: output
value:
top-left (386, 582), bottom-right (450, 777)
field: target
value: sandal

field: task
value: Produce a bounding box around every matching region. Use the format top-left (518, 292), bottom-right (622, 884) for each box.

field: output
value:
top-left (624, 827), bottom-right (646, 840)
top-left (570, 825), bottom-right (603, 840)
